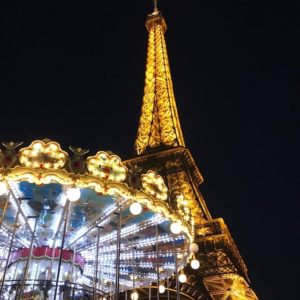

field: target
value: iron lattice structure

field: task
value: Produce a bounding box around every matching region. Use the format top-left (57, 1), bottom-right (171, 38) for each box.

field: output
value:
top-left (128, 7), bottom-right (259, 300)
top-left (135, 11), bottom-right (185, 155)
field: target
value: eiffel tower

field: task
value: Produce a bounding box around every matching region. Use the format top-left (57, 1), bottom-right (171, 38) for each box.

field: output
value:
top-left (124, 3), bottom-right (259, 300)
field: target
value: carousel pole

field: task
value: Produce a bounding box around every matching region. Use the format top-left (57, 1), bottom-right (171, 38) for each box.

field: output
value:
top-left (114, 212), bottom-right (122, 300)
top-left (0, 205), bottom-right (21, 295)
top-left (156, 224), bottom-right (160, 300)
top-left (132, 246), bottom-right (136, 298)
top-left (173, 240), bottom-right (180, 300)
top-left (54, 199), bottom-right (70, 299)
top-left (0, 239), bottom-right (9, 272)
top-left (133, 248), bottom-right (135, 292)
top-left (19, 215), bottom-right (39, 298)
top-left (167, 277), bottom-right (170, 300)
top-left (100, 251), bottom-right (103, 293)
top-left (12, 259), bottom-right (20, 284)
top-left (94, 226), bottom-right (103, 300)
top-left (110, 280), bottom-right (112, 299)
top-left (71, 242), bottom-right (76, 298)
top-left (0, 191), bottom-right (11, 284)
top-left (0, 191), bottom-right (10, 229)
top-left (0, 191), bottom-right (11, 281)
top-left (31, 255), bottom-right (40, 292)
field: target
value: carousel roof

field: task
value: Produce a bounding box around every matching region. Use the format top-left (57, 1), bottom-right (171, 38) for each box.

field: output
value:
top-left (0, 139), bottom-right (193, 293)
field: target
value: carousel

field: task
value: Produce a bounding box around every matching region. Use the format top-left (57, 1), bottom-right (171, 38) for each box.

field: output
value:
top-left (0, 140), bottom-right (200, 299)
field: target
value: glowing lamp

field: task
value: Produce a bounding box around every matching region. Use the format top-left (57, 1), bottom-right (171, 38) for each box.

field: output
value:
top-left (189, 243), bottom-right (199, 253)
top-left (178, 273), bottom-right (187, 283)
top-left (159, 284), bottom-right (166, 294)
top-left (131, 291), bottom-right (139, 300)
top-left (191, 259), bottom-right (200, 270)
top-left (130, 202), bottom-right (143, 216)
top-left (0, 182), bottom-right (8, 196)
top-left (170, 222), bottom-right (182, 235)
top-left (66, 187), bottom-right (81, 202)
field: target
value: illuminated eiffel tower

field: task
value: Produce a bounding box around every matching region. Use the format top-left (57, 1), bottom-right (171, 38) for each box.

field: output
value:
top-left (124, 3), bottom-right (259, 300)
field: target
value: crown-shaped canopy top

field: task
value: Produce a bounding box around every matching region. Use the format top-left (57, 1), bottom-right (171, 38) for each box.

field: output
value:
top-left (135, 6), bottom-right (185, 155)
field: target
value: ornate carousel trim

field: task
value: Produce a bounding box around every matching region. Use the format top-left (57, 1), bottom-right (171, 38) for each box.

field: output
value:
top-left (0, 140), bottom-right (192, 241)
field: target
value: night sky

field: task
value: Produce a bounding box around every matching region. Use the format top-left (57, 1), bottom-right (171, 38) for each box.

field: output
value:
top-left (1, 1), bottom-right (298, 299)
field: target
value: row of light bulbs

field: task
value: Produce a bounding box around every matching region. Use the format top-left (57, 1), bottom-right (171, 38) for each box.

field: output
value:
top-left (129, 240), bottom-right (201, 300)
top-left (0, 183), bottom-right (182, 236)
top-left (129, 201), bottom-right (184, 236)
top-left (130, 201), bottom-right (201, 274)
top-left (64, 188), bottom-right (184, 246)
top-left (0, 182), bottom-right (82, 201)
top-left (69, 193), bottom-right (200, 297)
top-left (1, 184), bottom-right (177, 231)
top-left (0, 183), bottom-right (201, 295)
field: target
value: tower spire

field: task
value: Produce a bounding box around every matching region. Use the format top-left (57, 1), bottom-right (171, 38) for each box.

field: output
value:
top-left (153, 0), bottom-right (158, 12)
top-left (135, 6), bottom-right (185, 155)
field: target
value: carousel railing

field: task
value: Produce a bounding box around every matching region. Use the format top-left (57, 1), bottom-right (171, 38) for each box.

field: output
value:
top-left (0, 279), bottom-right (110, 299)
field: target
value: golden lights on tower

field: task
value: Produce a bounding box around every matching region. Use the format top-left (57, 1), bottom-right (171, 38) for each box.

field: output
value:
top-left (135, 10), bottom-right (185, 154)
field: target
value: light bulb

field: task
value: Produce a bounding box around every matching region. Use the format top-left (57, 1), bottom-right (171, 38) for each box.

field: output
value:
top-left (170, 222), bottom-right (182, 235)
top-left (0, 182), bottom-right (8, 196)
top-left (131, 291), bottom-right (139, 300)
top-left (130, 202), bottom-right (143, 215)
top-left (178, 273), bottom-right (187, 283)
top-left (159, 284), bottom-right (166, 294)
top-left (66, 187), bottom-right (81, 202)
top-left (191, 259), bottom-right (200, 270)
top-left (189, 243), bottom-right (199, 253)
top-left (177, 253), bottom-right (183, 259)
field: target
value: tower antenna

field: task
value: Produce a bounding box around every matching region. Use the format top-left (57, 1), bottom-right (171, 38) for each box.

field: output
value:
top-left (153, 0), bottom-right (158, 12)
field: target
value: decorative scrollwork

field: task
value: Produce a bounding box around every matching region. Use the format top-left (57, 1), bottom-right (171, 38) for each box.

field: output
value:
top-left (19, 140), bottom-right (68, 169)
top-left (87, 151), bottom-right (127, 182)
top-left (141, 170), bottom-right (168, 201)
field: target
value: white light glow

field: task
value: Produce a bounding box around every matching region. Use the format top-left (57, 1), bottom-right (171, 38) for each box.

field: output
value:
top-left (66, 187), bottom-right (81, 202)
top-left (170, 222), bottom-right (182, 235)
top-left (130, 202), bottom-right (143, 216)
top-left (178, 273), bottom-right (187, 283)
top-left (189, 243), bottom-right (199, 253)
top-left (191, 259), bottom-right (200, 270)
top-left (131, 291), bottom-right (139, 300)
top-left (0, 182), bottom-right (8, 196)
top-left (159, 284), bottom-right (166, 293)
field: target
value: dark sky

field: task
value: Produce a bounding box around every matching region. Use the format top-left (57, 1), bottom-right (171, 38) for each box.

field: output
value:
top-left (1, 1), bottom-right (299, 299)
